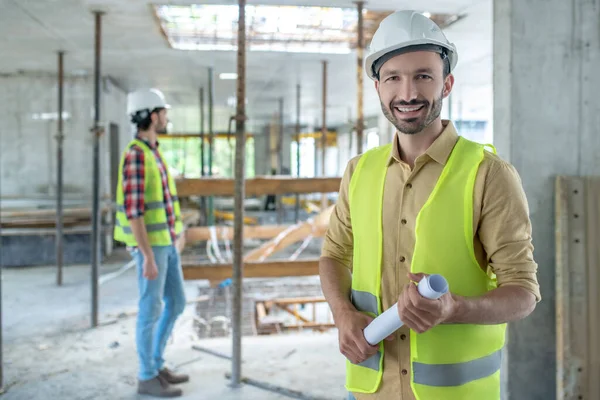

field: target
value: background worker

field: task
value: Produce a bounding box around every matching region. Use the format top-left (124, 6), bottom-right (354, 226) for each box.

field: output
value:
top-left (114, 88), bottom-right (189, 398)
top-left (319, 10), bottom-right (541, 400)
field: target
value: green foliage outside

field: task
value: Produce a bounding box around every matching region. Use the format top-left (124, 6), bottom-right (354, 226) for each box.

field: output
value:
top-left (159, 137), bottom-right (255, 178)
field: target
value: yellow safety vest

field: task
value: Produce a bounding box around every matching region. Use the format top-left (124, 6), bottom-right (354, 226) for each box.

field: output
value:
top-left (113, 139), bottom-right (183, 247)
top-left (346, 137), bottom-right (506, 399)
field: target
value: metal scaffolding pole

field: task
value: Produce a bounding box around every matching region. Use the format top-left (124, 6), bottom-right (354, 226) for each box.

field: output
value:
top-left (200, 87), bottom-right (205, 177)
top-left (321, 60), bottom-right (328, 210)
top-left (294, 84), bottom-right (301, 223)
top-left (56, 51), bottom-right (65, 286)
top-left (356, 1), bottom-right (365, 155)
top-left (231, 0), bottom-right (247, 388)
top-left (207, 67), bottom-right (215, 226)
top-left (199, 87), bottom-right (207, 225)
top-left (276, 97), bottom-right (284, 224)
top-left (91, 11), bottom-right (103, 328)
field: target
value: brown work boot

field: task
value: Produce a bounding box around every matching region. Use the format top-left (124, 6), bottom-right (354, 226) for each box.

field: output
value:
top-left (137, 375), bottom-right (182, 397)
top-left (159, 367), bottom-right (190, 384)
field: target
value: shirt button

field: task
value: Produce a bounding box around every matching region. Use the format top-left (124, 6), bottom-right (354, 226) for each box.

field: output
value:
top-left (401, 219), bottom-right (407, 225)
top-left (406, 183), bottom-right (412, 189)
top-left (400, 334), bottom-right (406, 340)
top-left (400, 256), bottom-right (406, 262)
top-left (402, 369), bottom-right (408, 375)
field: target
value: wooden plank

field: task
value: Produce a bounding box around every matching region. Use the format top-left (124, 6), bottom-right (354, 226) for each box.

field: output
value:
top-left (556, 176), bottom-right (588, 399)
top-left (175, 177), bottom-right (341, 197)
top-left (185, 225), bottom-right (290, 242)
top-left (556, 176), bottom-right (571, 399)
top-left (585, 178), bottom-right (600, 400)
top-left (281, 322), bottom-right (335, 329)
top-left (182, 259), bottom-right (319, 281)
top-left (270, 297), bottom-right (327, 305)
top-left (0, 206), bottom-right (112, 219)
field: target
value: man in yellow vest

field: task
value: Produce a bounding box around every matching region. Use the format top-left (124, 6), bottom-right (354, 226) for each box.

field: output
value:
top-left (114, 88), bottom-right (188, 398)
top-left (320, 10), bottom-right (541, 400)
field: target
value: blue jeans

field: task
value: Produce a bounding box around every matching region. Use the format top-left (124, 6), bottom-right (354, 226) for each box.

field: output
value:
top-left (132, 245), bottom-right (186, 381)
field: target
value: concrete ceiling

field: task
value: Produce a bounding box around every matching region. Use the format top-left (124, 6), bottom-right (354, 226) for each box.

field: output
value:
top-left (0, 0), bottom-right (492, 132)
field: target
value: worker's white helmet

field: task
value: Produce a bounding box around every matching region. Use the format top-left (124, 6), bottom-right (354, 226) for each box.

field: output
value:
top-left (365, 10), bottom-right (458, 81)
top-left (126, 88), bottom-right (170, 116)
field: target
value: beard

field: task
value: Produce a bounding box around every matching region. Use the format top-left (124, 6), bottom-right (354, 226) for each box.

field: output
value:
top-left (155, 120), bottom-right (168, 134)
top-left (381, 90), bottom-right (444, 135)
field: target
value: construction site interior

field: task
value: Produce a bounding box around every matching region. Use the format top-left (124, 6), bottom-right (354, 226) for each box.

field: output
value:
top-left (1, 0), bottom-right (599, 399)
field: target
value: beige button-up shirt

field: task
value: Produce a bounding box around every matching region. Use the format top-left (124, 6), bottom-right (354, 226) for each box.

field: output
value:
top-left (321, 120), bottom-right (541, 400)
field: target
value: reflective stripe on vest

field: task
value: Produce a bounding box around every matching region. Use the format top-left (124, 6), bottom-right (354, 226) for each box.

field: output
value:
top-left (115, 220), bottom-right (169, 234)
top-left (413, 349), bottom-right (502, 387)
top-left (117, 201), bottom-right (164, 212)
top-left (351, 289), bottom-right (382, 371)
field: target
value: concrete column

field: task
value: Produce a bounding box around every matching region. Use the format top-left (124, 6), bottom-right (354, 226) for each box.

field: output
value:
top-left (281, 128), bottom-right (292, 174)
top-left (493, 0), bottom-right (600, 398)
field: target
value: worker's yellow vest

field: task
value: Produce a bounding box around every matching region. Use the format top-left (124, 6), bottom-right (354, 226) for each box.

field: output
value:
top-left (346, 137), bottom-right (506, 399)
top-left (113, 139), bottom-right (183, 246)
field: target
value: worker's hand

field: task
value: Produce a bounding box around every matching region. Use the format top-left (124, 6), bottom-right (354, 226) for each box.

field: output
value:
top-left (143, 254), bottom-right (159, 280)
top-left (335, 308), bottom-right (392, 364)
top-left (175, 233), bottom-right (186, 254)
top-left (397, 273), bottom-right (457, 333)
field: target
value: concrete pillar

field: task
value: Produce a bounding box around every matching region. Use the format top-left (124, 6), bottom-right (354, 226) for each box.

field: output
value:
top-left (281, 128), bottom-right (292, 174)
top-left (493, 0), bottom-right (600, 398)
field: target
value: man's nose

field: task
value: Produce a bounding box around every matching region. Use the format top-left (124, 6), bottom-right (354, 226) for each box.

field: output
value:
top-left (397, 80), bottom-right (418, 103)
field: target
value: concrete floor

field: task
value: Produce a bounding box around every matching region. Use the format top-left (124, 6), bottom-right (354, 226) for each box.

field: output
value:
top-left (2, 258), bottom-right (347, 400)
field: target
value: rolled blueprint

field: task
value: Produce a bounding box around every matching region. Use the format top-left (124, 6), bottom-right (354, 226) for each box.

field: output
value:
top-left (363, 274), bottom-right (449, 346)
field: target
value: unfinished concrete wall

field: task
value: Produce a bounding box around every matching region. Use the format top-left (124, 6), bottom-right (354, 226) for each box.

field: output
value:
top-left (493, 0), bottom-right (600, 398)
top-left (0, 73), bottom-right (129, 200)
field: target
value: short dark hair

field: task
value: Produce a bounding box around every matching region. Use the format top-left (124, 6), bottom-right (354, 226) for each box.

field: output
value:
top-left (131, 108), bottom-right (164, 131)
top-left (442, 56), bottom-right (450, 79)
top-left (374, 48), bottom-right (452, 80)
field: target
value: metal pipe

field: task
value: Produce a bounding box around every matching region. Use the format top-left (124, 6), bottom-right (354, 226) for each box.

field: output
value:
top-left (0, 213), bottom-right (3, 389)
top-left (356, 1), bottom-right (365, 155)
top-left (231, 0), bottom-right (247, 388)
top-left (91, 11), bottom-right (103, 328)
top-left (199, 87), bottom-right (207, 225)
top-left (321, 60), bottom-right (328, 210)
top-left (56, 51), bottom-right (65, 286)
top-left (294, 84), bottom-right (301, 223)
top-left (276, 97), bottom-right (284, 224)
top-left (207, 67), bottom-right (215, 226)
top-left (225, 373), bottom-right (330, 400)
top-left (200, 87), bottom-right (205, 177)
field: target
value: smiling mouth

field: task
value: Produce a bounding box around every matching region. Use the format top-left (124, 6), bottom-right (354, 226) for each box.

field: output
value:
top-left (394, 104), bottom-right (426, 113)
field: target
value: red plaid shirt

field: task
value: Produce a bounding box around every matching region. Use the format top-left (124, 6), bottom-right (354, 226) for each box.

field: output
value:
top-left (122, 136), bottom-right (177, 244)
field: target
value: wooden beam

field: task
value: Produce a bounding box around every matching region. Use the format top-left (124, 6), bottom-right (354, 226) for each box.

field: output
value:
top-left (185, 224), bottom-right (290, 242)
top-left (243, 205), bottom-right (334, 262)
top-left (182, 259), bottom-right (319, 281)
top-left (175, 177), bottom-right (341, 197)
top-left (281, 322), bottom-right (335, 330)
top-left (269, 297), bottom-right (327, 306)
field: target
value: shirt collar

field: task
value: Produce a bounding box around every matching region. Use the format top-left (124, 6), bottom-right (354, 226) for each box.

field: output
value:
top-left (388, 120), bottom-right (459, 166)
top-left (135, 134), bottom-right (159, 150)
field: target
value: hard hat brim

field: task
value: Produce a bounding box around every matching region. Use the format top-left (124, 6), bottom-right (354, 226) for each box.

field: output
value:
top-left (365, 39), bottom-right (458, 81)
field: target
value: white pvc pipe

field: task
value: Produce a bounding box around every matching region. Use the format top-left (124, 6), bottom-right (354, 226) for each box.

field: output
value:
top-left (363, 274), bottom-right (449, 346)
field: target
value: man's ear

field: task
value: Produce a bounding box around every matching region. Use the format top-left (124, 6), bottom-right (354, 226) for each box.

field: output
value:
top-left (375, 79), bottom-right (380, 94)
top-left (442, 74), bottom-right (455, 99)
top-left (150, 111), bottom-right (158, 124)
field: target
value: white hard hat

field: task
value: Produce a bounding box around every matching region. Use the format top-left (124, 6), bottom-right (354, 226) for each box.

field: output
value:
top-left (365, 10), bottom-right (458, 81)
top-left (127, 88), bottom-right (170, 116)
